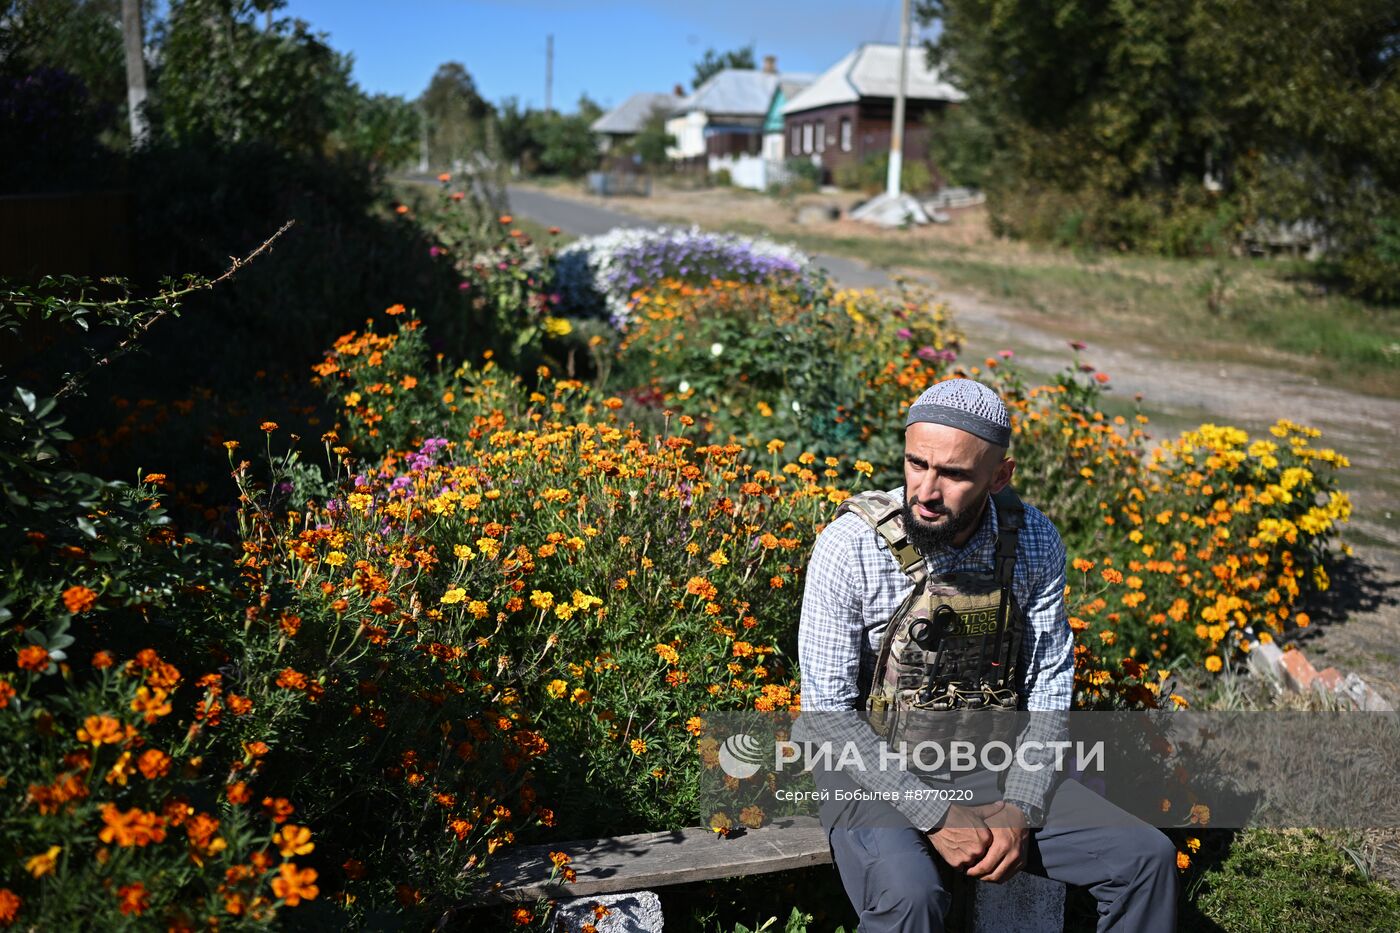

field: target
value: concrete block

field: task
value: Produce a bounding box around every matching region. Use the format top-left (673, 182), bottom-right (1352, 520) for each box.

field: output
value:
top-left (1248, 641), bottom-right (1285, 682)
top-left (1279, 649), bottom-right (1319, 691)
top-left (971, 872), bottom-right (1065, 932)
top-left (553, 891), bottom-right (663, 933)
top-left (1339, 673), bottom-right (1395, 711)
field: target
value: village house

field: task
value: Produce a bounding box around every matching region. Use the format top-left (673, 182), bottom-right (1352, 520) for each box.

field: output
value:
top-left (782, 43), bottom-right (964, 183)
top-left (665, 56), bottom-right (813, 162)
top-left (590, 91), bottom-right (679, 153)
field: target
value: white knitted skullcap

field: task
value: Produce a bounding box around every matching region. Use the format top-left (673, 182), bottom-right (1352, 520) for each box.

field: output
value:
top-left (905, 378), bottom-right (1011, 447)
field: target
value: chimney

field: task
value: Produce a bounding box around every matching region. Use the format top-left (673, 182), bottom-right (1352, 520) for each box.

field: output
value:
top-left (674, 83), bottom-right (686, 96)
top-left (762, 55), bottom-right (777, 74)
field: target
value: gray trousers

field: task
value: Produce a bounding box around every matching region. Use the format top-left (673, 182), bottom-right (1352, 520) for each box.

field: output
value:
top-left (826, 779), bottom-right (1179, 933)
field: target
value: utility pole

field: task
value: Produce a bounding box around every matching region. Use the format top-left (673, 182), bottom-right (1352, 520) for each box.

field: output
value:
top-left (545, 34), bottom-right (554, 114)
top-left (886, 0), bottom-right (911, 197)
top-left (121, 0), bottom-right (149, 146)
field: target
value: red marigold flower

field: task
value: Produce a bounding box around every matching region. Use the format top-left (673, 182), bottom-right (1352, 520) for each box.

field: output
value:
top-left (0, 888), bottom-right (20, 924)
top-left (115, 883), bottom-right (149, 916)
top-left (0, 680), bottom-right (13, 709)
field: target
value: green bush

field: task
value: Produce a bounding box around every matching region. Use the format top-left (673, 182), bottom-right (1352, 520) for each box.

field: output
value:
top-left (833, 152), bottom-right (934, 195)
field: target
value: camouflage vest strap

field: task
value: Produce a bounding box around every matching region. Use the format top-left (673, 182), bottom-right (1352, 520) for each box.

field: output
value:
top-left (835, 491), bottom-right (926, 586)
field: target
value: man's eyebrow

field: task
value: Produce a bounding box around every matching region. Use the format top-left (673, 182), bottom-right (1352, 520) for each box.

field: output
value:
top-left (903, 453), bottom-right (975, 475)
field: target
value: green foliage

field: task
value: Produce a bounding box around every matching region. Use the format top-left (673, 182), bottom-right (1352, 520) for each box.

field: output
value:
top-left (418, 61), bottom-right (494, 170)
top-left (832, 151), bottom-right (934, 195)
top-left (923, 105), bottom-right (994, 189)
top-left (152, 0), bottom-right (352, 156)
top-left (330, 91), bottom-right (421, 172)
top-left (917, 0), bottom-right (1400, 297)
top-left (535, 96), bottom-right (605, 178)
top-left (626, 105), bottom-right (677, 168)
top-left (693, 44), bottom-right (756, 90)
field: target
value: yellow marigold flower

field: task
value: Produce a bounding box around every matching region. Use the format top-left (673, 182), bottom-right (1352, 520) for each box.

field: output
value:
top-left (440, 588), bottom-right (466, 605)
top-left (765, 439), bottom-right (785, 455)
top-left (685, 716), bottom-right (705, 736)
top-left (453, 544), bottom-right (476, 561)
top-left (543, 316), bottom-right (573, 337)
top-left (468, 600), bottom-right (489, 619)
top-left (853, 460), bottom-right (873, 476)
top-left (629, 738), bottom-right (647, 755)
top-left (554, 604), bottom-right (576, 621)
top-left (1204, 656), bottom-right (1223, 673)
top-left (570, 688), bottom-right (590, 705)
top-left (655, 644), bottom-right (680, 665)
top-left (324, 550), bottom-right (346, 567)
top-left (25, 845), bottom-right (61, 878)
top-left (546, 679), bottom-right (568, 699)
top-left (707, 549), bottom-right (728, 568)
top-left (1176, 851), bottom-right (1190, 871)
top-left (530, 590), bottom-right (555, 611)
top-left (346, 493), bottom-right (372, 513)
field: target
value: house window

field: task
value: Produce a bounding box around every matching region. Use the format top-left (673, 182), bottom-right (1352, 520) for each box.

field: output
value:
top-left (816, 122), bottom-right (825, 153)
top-left (840, 118), bottom-right (852, 152)
top-left (802, 122), bottom-right (813, 154)
top-left (791, 125), bottom-right (800, 154)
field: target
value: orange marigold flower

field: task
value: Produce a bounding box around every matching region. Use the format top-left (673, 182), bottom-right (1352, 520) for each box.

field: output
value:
top-left (1094, 372), bottom-right (1111, 384)
top-left (0, 888), bottom-right (20, 924)
top-left (227, 693), bottom-right (254, 715)
top-left (271, 863), bottom-right (319, 906)
top-left (385, 303), bottom-right (407, 316)
top-left (16, 645), bottom-right (49, 672)
top-left (276, 668), bottom-right (309, 691)
top-left (98, 804), bottom-right (167, 847)
top-left (498, 214), bottom-right (513, 225)
top-left (512, 907), bottom-right (534, 925)
top-left (259, 421), bottom-right (278, 433)
top-left (115, 883), bottom-right (149, 916)
top-left (0, 681), bottom-right (13, 709)
top-left (137, 749), bottom-right (171, 780)
top-left (62, 585), bottom-right (98, 614)
top-left (274, 823), bottom-right (315, 857)
top-left (262, 796), bottom-right (295, 824)
top-left (227, 782), bottom-right (251, 804)
top-left (131, 686), bottom-right (172, 722)
top-left (1176, 851), bottom-right (1190, 870)
top-left (244, 741), bottom-right (270, 759)
top-left (77, 715), bottom-right (124, 746)
top-left (91, 650), bottom-right (114, 669)
top-left (342, 858), bottom-right (367, 880)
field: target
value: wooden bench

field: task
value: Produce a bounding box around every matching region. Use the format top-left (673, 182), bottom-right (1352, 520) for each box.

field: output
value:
top-left (470, 816), bottom-right (1065, 932)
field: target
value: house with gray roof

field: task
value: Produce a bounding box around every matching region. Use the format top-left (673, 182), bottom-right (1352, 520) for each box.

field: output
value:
top-left (591, 92), bottom-right (679, 153)
top-left (782, 43), bottom-right (964, 184)
top-left (666, 57), bottom-right (815, 161)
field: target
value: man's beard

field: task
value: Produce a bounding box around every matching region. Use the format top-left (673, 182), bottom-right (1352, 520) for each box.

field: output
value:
top-left (902, 494), bottom-right (985, 553)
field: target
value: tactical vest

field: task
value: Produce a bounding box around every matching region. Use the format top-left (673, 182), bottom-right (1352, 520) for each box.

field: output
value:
top-left (836, 488), bottom-right (1026, 744)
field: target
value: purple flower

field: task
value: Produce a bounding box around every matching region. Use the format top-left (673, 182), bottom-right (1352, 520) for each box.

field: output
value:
top-left (897, 328), bottom-right (913, 340)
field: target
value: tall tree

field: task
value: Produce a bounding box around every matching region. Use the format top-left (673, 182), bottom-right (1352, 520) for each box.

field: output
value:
top-left (691, 44), bottom-right (756, 90)
top-left (418, 61), bottom-right (494, 169)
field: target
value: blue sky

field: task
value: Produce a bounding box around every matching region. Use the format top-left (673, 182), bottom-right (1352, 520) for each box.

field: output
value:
top-left (278, 0), bottom-right (938, 111)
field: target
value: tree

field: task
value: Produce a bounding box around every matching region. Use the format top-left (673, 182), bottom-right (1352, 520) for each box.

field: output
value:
top-left (418, 61), bottom-right (494, 169)
top-left (153, 0), bottom-right (352, 155)
top-left (535, 95), bottom-right (603, 177)
top-left (331, 91), bottom-right (420, 171)
top-left (692, 43), bottom-right (756, 90)
top-left (627, 104), bottom-right (677, 168)
top-left (121, 0), bottom-right (148, 144)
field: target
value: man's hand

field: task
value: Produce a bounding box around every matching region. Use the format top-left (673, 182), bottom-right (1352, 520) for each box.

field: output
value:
top-left (926, 801), bottom-right (1005, 870)
top-left (964, 802), bottom-right (1029, 883)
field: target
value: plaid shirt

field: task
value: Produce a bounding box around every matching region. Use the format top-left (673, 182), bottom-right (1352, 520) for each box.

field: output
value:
top-left (797, 485), bottom-right (1074, 829)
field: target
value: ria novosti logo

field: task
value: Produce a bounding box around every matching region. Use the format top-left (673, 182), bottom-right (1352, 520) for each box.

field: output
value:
top-left (718, 733), bottom-right (767, 779)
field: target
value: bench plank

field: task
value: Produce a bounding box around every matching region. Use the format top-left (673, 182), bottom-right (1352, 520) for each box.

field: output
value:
top-left (475, 817), bottom-right (832, 902)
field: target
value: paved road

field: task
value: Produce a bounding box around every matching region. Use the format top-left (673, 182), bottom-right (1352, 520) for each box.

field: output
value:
top-left (506, 184), bottom-right (891, 290)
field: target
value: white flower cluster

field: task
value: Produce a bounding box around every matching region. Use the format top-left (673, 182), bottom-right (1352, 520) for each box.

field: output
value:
top-left (553, 225), bottom-right (812, 330)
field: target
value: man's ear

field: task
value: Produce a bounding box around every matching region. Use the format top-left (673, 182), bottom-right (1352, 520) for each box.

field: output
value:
top-left (989, 456), bottom-right (1015, 494)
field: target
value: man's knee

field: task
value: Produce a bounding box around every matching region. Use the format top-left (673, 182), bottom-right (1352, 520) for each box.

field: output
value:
top-left (1122, 827), bottom-right (1179, 882)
